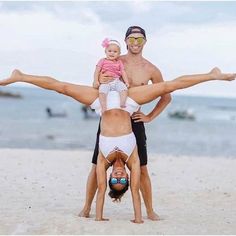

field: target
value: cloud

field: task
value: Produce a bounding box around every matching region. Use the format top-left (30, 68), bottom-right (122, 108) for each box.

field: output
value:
top-left (127, 1), bottom-right (152, 13)
top-left (144, 21), bottom-right (236, 97)
top-left (0, 7), bottom-right (106, 51)
top-left (1, 1), bottom-right (236, 97)
top-left (147, 21), bottom-right (236, 72)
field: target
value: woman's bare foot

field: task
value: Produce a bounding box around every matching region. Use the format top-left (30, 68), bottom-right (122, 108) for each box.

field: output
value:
top-left (147, 211), bottom-right (160, 221)
top-left (210, 67), bottom-right (236, 81)
top-left (78, 208), bottom-right (91, 218)
top-left (0, 69), bottom-right (23, 86)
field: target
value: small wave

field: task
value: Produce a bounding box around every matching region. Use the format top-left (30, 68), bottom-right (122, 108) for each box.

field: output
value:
top-left (208, 105), bottom-right (236, 111)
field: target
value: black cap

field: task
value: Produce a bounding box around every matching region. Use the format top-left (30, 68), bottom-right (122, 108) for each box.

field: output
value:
top-left (125, 26), bottom-right (146, 39)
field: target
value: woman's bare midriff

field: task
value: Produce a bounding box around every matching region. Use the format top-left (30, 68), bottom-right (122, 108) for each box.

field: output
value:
top-left (100, 109), bottom-right (132, 137)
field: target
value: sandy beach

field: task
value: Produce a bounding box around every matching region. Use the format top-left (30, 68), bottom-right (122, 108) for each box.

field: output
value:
top-left (0, 148), bottom-right (236, 235)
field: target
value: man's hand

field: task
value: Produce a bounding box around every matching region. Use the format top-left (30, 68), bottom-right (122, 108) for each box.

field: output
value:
top-left (132, 111), bottom-right (151, 123)
top-left (99, 72), bottom-right (114, 84)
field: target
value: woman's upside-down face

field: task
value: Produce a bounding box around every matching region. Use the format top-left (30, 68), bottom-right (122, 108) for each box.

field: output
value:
top-left (110, 167), bottom-right (129, 191)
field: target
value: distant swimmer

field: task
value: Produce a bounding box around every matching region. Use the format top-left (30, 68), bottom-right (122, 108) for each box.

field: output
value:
top-left (46, 107), bottom-right (67, 118)
top-left (81, 105), bottom-right (99, 119)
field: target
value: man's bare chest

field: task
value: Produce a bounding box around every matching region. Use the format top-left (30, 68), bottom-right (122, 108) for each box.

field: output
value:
top-left (125, 66), bottom-right (151, 87)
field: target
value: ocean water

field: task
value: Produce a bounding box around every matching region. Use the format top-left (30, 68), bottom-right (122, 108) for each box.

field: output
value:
top-left (0, 86), bottom-right (236, 158)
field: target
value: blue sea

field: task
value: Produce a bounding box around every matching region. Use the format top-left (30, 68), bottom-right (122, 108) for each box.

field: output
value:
top-left (0, 86), bottom-right (236, 158)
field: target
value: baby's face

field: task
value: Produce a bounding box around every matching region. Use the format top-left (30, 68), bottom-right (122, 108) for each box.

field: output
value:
top-left (105, 44), bottom-right (120, 60)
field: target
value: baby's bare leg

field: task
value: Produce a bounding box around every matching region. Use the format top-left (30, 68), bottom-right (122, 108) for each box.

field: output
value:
top-left (120, 90), bottom-right (128, 108)
top-left (99, 93), bottom-right (107, 113)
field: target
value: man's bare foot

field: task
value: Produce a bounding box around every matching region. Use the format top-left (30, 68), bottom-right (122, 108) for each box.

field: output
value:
top-left (147, 211), bottom-right (160, 221)
top-left (78, 208), bottom-right (90, 218)
top-left (0, 69), bottom-right (23, 86)
top-left (210, 67), bottom-right (236, 81)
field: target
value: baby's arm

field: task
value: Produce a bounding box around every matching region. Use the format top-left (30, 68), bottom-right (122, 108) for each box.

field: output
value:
top-left (121, 70), bottom-right (130, 88)
top-left (93, 66), bottom-right (101, 89)
top-left (119, 60), bottom-right (129, 88)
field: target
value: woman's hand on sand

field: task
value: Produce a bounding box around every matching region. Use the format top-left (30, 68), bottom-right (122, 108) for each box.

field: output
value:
top-left (95, 218), bottom-right (109, 221)
top-left (132, 111), bottom-right (151, 123)
top-left (130, 219), bottom-right (144, 224)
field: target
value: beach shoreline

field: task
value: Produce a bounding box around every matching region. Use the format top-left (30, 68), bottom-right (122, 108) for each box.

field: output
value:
top-left (0, 148), bottom-right (235, 234)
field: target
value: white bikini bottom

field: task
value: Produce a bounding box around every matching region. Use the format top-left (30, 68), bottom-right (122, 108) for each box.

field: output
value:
top-left (90, 91), bottom-right (140, 116)
top-left (99, 132), bottom-right (136, 164)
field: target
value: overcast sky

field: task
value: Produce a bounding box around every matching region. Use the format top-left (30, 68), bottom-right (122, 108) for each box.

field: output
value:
top-left (0, 1), bottom-right (236, 98)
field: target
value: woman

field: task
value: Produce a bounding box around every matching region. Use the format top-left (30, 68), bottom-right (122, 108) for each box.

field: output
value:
top-left (0, 68), bottom-right (235, 223)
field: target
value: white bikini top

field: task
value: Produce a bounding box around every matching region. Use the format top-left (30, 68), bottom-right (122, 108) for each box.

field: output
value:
top-left (90, 91), bottom-right (140, 116)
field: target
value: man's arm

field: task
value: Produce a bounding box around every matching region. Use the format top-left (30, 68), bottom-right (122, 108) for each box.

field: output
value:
top-left (132, 66), bottom-right (171, 123)
top-left (98, 72), bottom-right (114, 84)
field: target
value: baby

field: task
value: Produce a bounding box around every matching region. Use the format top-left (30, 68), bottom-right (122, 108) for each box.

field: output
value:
top-left (93, 38), bottom-right (129, 113)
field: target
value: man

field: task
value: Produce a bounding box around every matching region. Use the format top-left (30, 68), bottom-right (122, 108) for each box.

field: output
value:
top-left (79, 26), bottom-right (171, 220)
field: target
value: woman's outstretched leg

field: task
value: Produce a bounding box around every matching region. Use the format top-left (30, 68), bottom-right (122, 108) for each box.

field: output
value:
top-left (129, 67), bottom-right (236, 105)
top-left (0, 69), bottom-right (98, 105)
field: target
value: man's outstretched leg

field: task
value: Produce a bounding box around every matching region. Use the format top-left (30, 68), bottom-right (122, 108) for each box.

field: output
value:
top-left (140, 166), bottom-right (160, 221)
top-left (78, 164), bottom-right (97, 217)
